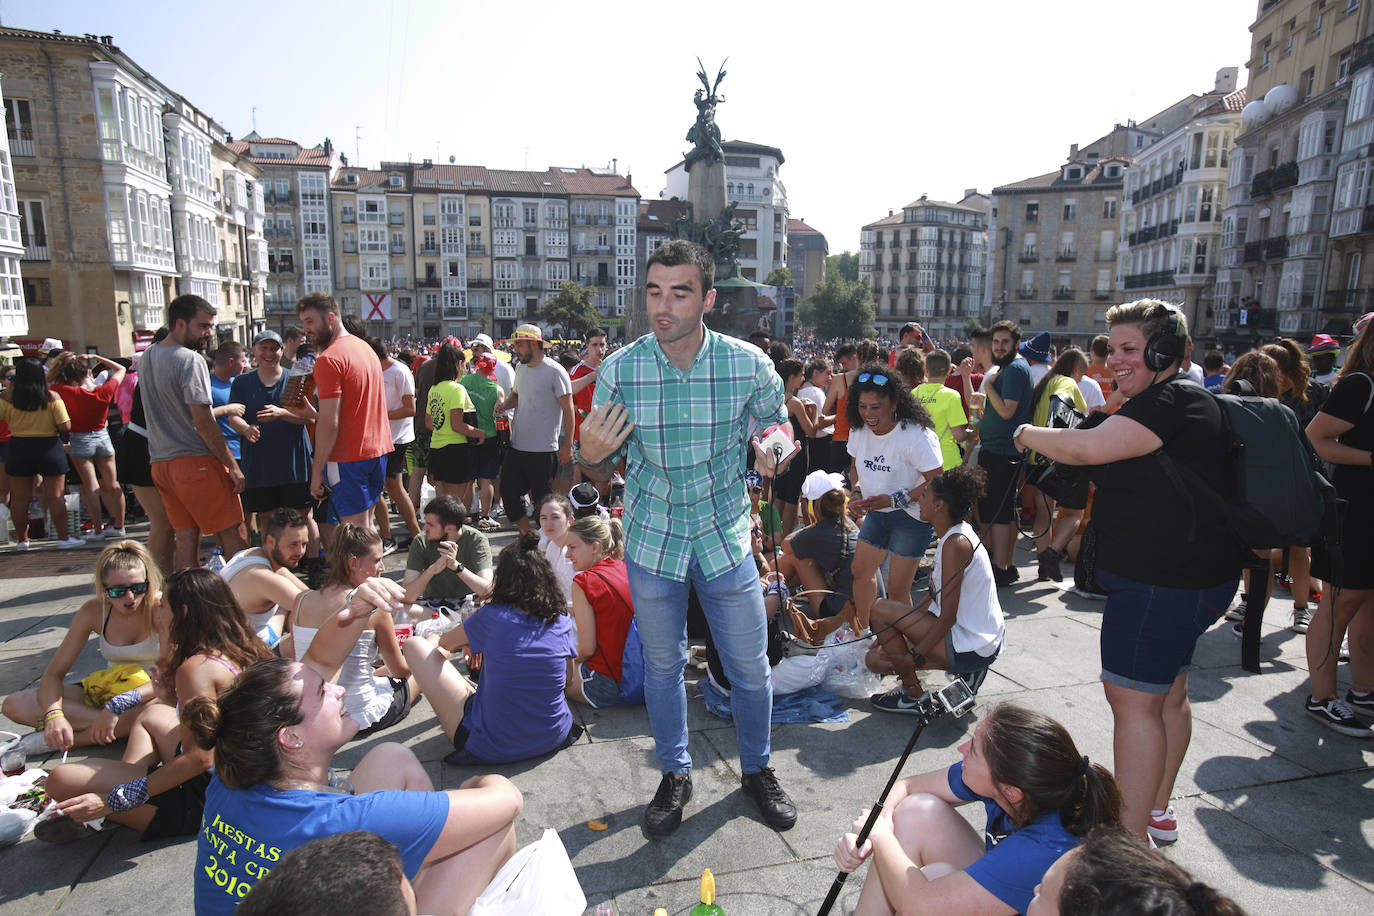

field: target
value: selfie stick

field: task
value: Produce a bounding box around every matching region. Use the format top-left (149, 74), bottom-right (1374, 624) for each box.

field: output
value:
top-left (815, 688), bottom-right (974, 916)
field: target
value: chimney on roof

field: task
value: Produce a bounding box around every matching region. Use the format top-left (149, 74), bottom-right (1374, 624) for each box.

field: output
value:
top-left (324, 138), bottom-right (333, 154)
top-left (101, 36), bottom-right (114, 46)
top-left (1215, 66), bottom-right (1238, 94)
top-left (612, 158), bottom-right (618, 173)
top-left (888, 209), bottom-right (894, 217)
top-left (1069, 143), bottom-right (1080, 160)
top-left (964, 188), bottom-right (977, 198)
top-left (423, 158), bottom-right (432, 167)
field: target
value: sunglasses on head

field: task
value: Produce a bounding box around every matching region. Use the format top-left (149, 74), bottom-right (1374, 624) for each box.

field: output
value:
top-left (104, 581), bottom-right (150, 599)
top-left (857, 372), bottom-right (889, 385)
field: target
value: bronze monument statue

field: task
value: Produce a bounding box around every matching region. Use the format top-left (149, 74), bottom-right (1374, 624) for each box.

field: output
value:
top-left (683, 58), bottom-right (726, 172)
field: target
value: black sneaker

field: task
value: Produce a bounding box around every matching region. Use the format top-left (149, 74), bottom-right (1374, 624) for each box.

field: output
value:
top-left (741, 766), bottom-right (796, 830)
top-left (1346, 689), bottom-right (1374, 722)
top-left (380, 538), bottom-right (399, 557)
top-left (953, 669), bottom-right (988, 695)
top-left (643, 772), bottom-right (693, 837)
top-left (1036, 549), bottom-right (1062, 582)
top-left (992, 566), bottom-right (1015, 588)
top-left (870, 684), bottom-right (925, 715)
top-left (1304, 696), bottom-right (1373, 738)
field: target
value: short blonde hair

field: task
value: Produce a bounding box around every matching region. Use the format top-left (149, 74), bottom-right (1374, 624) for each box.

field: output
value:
top-left (95, 540), bottom-right (164, 637)
top-left (1105, 299), bottom-right (1189, 344)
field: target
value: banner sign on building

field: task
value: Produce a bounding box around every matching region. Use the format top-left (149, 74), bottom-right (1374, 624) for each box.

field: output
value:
top-left (363, 293), bottom-right (392, 321)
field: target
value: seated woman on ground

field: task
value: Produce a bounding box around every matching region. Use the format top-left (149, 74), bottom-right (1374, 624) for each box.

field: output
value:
top-left (296, 524), bottom-right (418, 738)
top-left (37, 568), bottom-right (274, 843)
top-left (402, 532), bottom-right (578, 765)
top-left (1, 541), bottom-right (164, 754)
top-left (186, 655), bottom-right (521, 916)
top-left (866, 466), bottom-right (1005, 714)
top-left (537, 493), bottom-right (576, 609)
top-left (834, 703), bottom-right (1121, 916)
top-left (1028, 824), bottom-right (1247, 916)
top-left (564, 514), bottom-right (642, 708)
top-left (775, 469), bottom-right (860, 639)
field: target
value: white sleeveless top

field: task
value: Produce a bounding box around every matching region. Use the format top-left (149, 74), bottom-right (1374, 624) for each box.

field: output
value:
top-left (98, 603), bottom-right (161, 666)
top-left (219, 550), bottom-right (281, 646)
top-left (932, 521), bottom-right (1004, 657)
top-left (292, 626), bottom-right (394, 729)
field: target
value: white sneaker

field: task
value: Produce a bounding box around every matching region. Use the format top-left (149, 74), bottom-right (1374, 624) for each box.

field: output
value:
top-left (57, 537), bottom-right (86, 549)
top-left (103, 527), bottom-right (125, 539)
top-left (84, 530), bottom-right (105, 541)
top-left (1, 730), bottom-right (57, 756)
top-left (14, 540), bottom-right (29, 551)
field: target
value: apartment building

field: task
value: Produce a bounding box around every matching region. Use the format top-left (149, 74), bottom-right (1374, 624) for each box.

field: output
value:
top-left (663, 139), bottom-right (788, 282)
top-left (1214, 0), bottom-right (1372, 343)
top-left (225, 134), bottom-right (339, 334)
top-left (786, 218), bottom-right (828, 303)
top-left (860, 192), bottom-right (989, 341)
top-left (633, 198), bottom-right (690, 342)
top-left (409, 162), bottom-right (491, 341)
top-left (1120, 70), bottom-right (1244, 339)
top-left (559, 167), bottom-right (639, 335)
top-left (212, 143), bottom-right (267, 339)
top-left (0, 75), bottom-right (27, 339)
top-left (1326, 29), bottom-right (1374, 332)
top-left (331, 165), bottom-right (414, 336)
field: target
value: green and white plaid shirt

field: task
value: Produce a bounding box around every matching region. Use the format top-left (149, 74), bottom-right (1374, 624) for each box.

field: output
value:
top-left (592, 328), bottom-right (785, 581)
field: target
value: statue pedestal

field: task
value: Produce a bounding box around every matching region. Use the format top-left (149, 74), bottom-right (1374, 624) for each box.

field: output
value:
top-left (705, 282), bottom-right (774, 339)
top-left (688, 161), bottom-right (727, 229)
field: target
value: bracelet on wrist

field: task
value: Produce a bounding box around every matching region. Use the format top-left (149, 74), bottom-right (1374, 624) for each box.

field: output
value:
top-left (343, 586), bottom-right (363, 609)
top-left (43, 709), bottom-right (67, 723)
top-left (107, 775), bottom-right (149, 813)
top-left (890, 489), bottom-right (912, 510)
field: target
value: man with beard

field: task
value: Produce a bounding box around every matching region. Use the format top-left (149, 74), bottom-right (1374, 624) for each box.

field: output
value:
top-left (295, 292), bottom-right (391, 528)
top-left (977, 320), bottom-right (1034, 586)
top-left (220, 508), bottom-right (311, 650)
top-left (139, 294), bottom-right (247, 569)
top-left (498, 324), bottom-right (573, 535)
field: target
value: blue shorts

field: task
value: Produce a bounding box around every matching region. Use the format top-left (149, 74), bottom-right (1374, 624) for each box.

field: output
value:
top-left (858, 509), bottom-right (934, 560)
top-left (575, 661), bottom-right (626, 708)
top-left (1098, 568), bottom-right (1239, 693)
top-left (945, 630), bottom-right (999, 673)
top-left (325, 456), bottom-right (387, 517)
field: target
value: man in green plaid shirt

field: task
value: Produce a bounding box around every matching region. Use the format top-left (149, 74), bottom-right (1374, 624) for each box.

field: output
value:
top-left (579, 240), bottom-right (798, 838)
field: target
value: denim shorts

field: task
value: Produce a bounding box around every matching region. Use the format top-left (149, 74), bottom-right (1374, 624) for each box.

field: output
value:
top-left (70, 429), bottom-right (114, 460)
top-left (858, 509), bottom-right (934, 559)
top-left (1098, 568), bottom-right (1239, 693)
top-left (575, 661), bottom-right (625, 708)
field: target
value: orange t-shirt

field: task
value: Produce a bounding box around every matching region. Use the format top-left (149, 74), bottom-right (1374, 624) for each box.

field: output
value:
top-left (1085, 364), bottom-right (1115, 398)
top-left (312, 335), bottom-right (391, 462)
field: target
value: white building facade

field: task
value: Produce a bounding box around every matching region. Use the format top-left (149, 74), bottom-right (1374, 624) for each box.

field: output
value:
top-left (0, 75), bottom-right (27, 337)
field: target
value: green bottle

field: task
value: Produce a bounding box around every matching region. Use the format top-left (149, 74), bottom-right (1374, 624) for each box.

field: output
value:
top-left (689, 868), bottom-right (724, 915)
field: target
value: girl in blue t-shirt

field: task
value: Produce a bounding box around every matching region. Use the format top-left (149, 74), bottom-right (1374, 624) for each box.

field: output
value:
top-left (402, 531), bottom-right (577, 764)
top-left (833, 703), bottom-right (1121, 915)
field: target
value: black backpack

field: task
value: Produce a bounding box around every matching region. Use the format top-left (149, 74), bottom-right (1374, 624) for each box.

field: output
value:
top-left (1157, 377), bottom-right (1339, 551)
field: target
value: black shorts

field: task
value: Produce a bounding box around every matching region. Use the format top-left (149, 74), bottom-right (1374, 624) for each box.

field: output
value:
top-left (115, 430), bottom-right (153, 488)
top-left (829, 439), bottom-right (851, 477)
top-left (356, 677), bottom-right (413, 738)
top-left (500, 449), bottom-right (557, 522)
top-left (142, 769), bottom-right (211, 841)
top-left (386, 444), bottom-right (410, 477)
top-left (5, 436), bottom-right (68, 478)
top-left (241, 482), bottom-right (313, 515)
top-left (430, 443), bottom-right (475, 485)
top-left (977, 450), bottom-right (1023, 525)
top-left (472, 437), bottom-right (501, 479)
top-left (775, 441), bottom-right (808, 504)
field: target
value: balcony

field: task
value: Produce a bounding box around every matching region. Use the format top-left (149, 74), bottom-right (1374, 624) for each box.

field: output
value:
top-left (1123, 269), bottom-right (1175, 290)
top-left (341, 211), bottom-right (356, 224)
top-left (7, 128), bottom-right (34, 157)
top-left (219, 259), bottom-right (242, 279)
top-left (1017, 286), bottom-right (1036, 299)
top-left (391, 242), bottom-right (406, 254)
top-left (342, 241), bottom-right (357, 254)
top-left (22, 239), bottom-right (49, 261)
top-left (468, 278), bottom-right (491, 288)
top-left (467, 245), bottom-right (487, 257)
top-left (1326, 288), bottom-right (1367, 315)
top-left (1095, 250), bottom-right (1116, 261)
top-left (1093, 288), bottom-right (1113, 300)
top-left (266, 189), bottom-right (294, 205)
top-left (1056, 248), bottom-right (1076, 261)
top-left (1019, 248), bottom-right (1038, 262)
top-left (1235, 307), bottom-right (1276, 329)
top-left (344, 279), bottom-right (359, 289)
top-left (421, 244), bottom-right (437, 255)
top-left (1251, 161), bottom-right (1299, 199)
top-left (1242, 236), bottom-right (1289, 262)
top-left (1129, 169), bottom-right (1180, 206)
top-left (1053, 287), bottom-right (1074, 300)
top-left (520, 279), bottom-right (544, 290)
top-left (390, 213), bottom-right (405, 225)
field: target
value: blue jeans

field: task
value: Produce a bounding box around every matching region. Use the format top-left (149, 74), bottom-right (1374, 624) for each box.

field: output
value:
top-left (626, 553), bottom-right (773, 775)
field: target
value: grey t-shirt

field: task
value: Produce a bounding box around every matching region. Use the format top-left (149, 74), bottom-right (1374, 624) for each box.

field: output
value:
top-left (511, 358), bottom-right (571, 452)
top-left (406, 529), bottom-right (492, 600)
top-left (139, 342), bottom-right (213, 462)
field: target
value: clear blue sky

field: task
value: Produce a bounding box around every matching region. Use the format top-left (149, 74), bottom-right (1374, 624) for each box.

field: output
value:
top-left (3, 0), bottom-right (1257, 251)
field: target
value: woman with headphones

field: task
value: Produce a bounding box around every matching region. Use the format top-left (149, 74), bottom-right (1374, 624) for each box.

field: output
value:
top-left (1012, 300), bottom-right (1248, 847)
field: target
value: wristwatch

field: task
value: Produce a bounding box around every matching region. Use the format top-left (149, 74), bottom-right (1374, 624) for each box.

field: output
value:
top-left (453, 560), bottom-right (465, 575)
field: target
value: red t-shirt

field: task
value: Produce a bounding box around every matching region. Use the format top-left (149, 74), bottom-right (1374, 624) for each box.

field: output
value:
top-left (52, 379), bottom-right (119, 433)
top-left (943, 371), bottom-right (983, 417)
top-left (570, 361), bottom-right (597, 442)
top-left (312, 334), bottom-right (391, 462)
top-left (574, 557), bottom-right (634, 682)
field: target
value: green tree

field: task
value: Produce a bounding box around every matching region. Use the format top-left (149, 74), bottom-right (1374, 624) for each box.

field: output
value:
top-left (963, 317), bottom-right (983, 339)
top-left (539, 282), bottom-right (601, 339)
top-left (798, 273), bottom-right (875, 340)
top-left (764, 266), bottom-right (792, 288)
top-left (826, 251), bottom-right (860, 283)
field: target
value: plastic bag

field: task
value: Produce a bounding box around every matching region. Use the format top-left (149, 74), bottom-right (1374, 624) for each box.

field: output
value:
top-left (0, 765), bottom-right (47, 847)
top-left (820, 625), bottom-right (884, 699)
top-left (466, 827), bottom-right (586, 916)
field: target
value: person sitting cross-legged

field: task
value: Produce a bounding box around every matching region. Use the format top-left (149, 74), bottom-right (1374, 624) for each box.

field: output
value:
top-left (866, 466), bottom-right (1005, 713)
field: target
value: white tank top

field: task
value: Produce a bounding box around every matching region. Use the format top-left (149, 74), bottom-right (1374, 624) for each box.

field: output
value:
top-left (219, 550), bottom-right (281, 646)
top-left (98, 604), bottom-right (161, 666)
top-left (932, 521), bottom-right (1004, 657)
top-left (292, 626), bottom-right (394, 729)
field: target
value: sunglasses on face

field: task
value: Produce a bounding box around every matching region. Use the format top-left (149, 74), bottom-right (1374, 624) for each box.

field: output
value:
top-left (749, 486), bottom-right (763, 494)
top-left (104, 581), bottom-right (150, 599)
top-left (857, 372), bottom-right (889, 385)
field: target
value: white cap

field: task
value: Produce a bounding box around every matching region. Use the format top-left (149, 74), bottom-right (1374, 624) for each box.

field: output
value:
top-left (801, 470), bottom-right (846, 501)
top-left (471, 333), bottom-right (495, 349)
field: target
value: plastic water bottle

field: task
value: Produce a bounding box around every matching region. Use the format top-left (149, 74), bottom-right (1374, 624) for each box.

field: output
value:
top-left (204, 547), bottom-right (226, 573)
top-left (594, 904), bottom-right (615, 916)
top-left (415, 608), bottom-right (461, 640)
top-left (458, 594), bottom-right (476, 622)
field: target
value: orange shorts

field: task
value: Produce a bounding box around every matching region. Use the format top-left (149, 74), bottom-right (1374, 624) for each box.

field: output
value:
top-left (151, 456), bottom-right (245, 535)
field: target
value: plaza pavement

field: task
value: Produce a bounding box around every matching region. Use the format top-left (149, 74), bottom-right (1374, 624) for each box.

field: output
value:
top-left (0, 527), bottom-right (1371, 915)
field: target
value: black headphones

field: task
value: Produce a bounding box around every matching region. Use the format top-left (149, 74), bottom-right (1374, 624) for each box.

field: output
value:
top-left (1143, 303), bottom-right (1186, 372)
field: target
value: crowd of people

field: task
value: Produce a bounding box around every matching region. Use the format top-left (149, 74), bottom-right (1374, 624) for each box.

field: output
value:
top-left (3, 237), bottom-right (1367, 912)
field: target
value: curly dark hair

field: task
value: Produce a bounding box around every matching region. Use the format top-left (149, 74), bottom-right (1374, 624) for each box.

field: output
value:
top-left (489, 531), bottom-right (566, 622)
top-left (929, 465), bottom-right (987, 523)
top-left (844, 363), bottom-right (933, 431)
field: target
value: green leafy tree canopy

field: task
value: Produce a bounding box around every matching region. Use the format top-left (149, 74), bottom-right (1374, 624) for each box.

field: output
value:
top-left (798, 273), bottom-right (875, 340)
top-left (539, 282), bottom-right (601, 340)
top-left (826, 251), bottom-right (860, 283)
top-left (764, 266), bottom-right (792, 288)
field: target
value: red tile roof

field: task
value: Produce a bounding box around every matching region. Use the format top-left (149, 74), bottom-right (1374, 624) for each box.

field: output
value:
top-left (787, 218), bottom-right (822, 234)
top-left (551, 167), bottom-right (639, 197)
top-left (226, 140), bottom-right (334, 168)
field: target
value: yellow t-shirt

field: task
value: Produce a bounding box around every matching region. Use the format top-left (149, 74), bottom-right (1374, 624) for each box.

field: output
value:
top-left (0, 395), bottom-right (70, 437)
top-left (428, 379), bottom-right (475, 449)
top-left (913, 383), bottom-right (968, 469)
